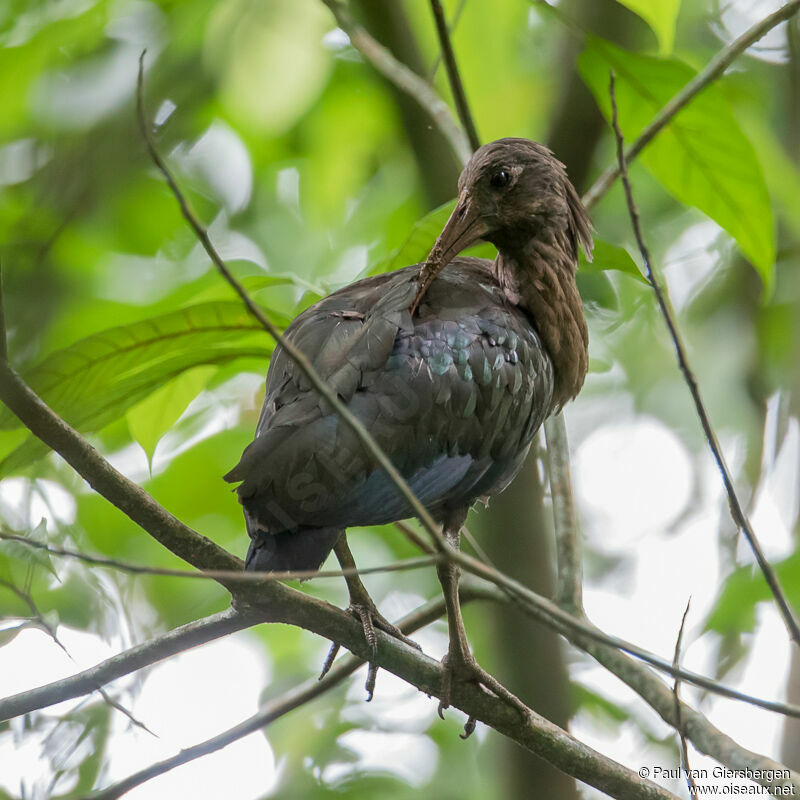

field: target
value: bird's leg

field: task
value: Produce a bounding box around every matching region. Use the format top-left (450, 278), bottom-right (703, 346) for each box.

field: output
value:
top-left (436, 513), bottom-right (531, 738)
top-left (320, 533), bottom-right (420, 700)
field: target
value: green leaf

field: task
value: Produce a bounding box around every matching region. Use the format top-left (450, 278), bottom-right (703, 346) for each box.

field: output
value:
top-left (706, 552), bottom-right (800, 636)
top-left (580, 238), bottom-right (646, 283)
top-left (0, 302), bottom-right (273, 475)
top-left (127, 365), bottom-right (218, 468)
top-left (579, 38), bottom-right (775, 291)
top-left (615, 0), bottom-right (681, 54)
top-left (370, 200), bottom-right (456, 275)
top-left (0, 520), bottom-right (59, 582)
top-left (576, 272), bottom-right (618, 311)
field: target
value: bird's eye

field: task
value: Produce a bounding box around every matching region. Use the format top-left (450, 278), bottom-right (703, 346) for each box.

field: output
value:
top-left (490, 169), bottom-right (511, 189)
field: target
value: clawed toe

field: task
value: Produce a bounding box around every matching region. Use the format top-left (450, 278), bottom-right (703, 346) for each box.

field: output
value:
top-left (437, 652), bottom-right (531, 739)
top-left (319, 602), bottom-right (419, 702)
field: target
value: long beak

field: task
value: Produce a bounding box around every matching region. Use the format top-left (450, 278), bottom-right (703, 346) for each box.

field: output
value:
top-left (409, 191), bottom-right (489, 314)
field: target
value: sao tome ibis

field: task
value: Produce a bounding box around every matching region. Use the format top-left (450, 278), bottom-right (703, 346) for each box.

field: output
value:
top-left (225, 138), bottom-right (592, 729)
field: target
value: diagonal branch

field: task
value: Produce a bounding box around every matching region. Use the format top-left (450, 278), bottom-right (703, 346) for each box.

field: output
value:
top-left (88, 589), bottom-right (477, 800)
top-left (607, 70), bottom-right (800, 646)
top-left (0, 608), bottom-right (256, 721)
top-left (429, 0), bottom-right (481, 151)
top-left (318, 0), bottom-right (472, 166)
top-left (0, 361), bottom-right (240, 575)
top-left (583, 0), bottom-right (800, 209)
top-left (90, 585), bottom-right (678, 800)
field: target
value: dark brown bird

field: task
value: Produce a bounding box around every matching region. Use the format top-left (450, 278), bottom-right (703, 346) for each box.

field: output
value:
top-left (225, 138), bottom-right (592, 725)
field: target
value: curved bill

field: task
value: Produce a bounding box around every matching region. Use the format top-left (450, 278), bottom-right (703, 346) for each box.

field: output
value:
top-left (409, 191), bottom-right (490, 314)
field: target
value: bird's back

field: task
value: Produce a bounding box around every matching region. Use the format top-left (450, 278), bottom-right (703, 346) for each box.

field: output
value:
top-left (226, 258), bottom-right (554, 567)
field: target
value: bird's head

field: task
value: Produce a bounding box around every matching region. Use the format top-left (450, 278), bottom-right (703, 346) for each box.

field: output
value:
top-left (424, 138), bottom-right (593, 279)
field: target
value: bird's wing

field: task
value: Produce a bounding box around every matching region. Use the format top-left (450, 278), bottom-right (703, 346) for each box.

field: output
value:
top-left (225, 260), bottom-right (553, 533)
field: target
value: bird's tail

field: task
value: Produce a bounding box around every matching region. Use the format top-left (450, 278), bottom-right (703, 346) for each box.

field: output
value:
top-left (245, 526), bottom-right (343, 573)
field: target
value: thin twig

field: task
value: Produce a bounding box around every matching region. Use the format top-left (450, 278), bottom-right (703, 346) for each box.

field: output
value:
top-left (607, 70), bottom-right (800, 646)
top-left (136, 54), bottom-right (446, 555)
top-left (0, 530), bottom-right (439, 584)
top-left (96, 687), bottom-right (157, 737)
top-left (672, 599), bottom-right (698, 798)
top-left (583, 0), bottom-right (800, 209)
top-left (90, 587), bottom-right (678, 800)
top-left (429, 0), bottom-right (480, 151)
top-left (544, 416), bottom-right (583, 613)
top-left (427, 0), bottom-right (468, 81)
top-left (318, 0), bottom-right (472, 166)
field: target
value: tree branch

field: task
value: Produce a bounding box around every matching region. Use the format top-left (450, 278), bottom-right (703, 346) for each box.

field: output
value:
top-left (429, 0), bottom-right (481, 151)
top-left (452, 547), bottom-right (800, 719)
top-left (544, 415), bottom-right (584, 613)
top-left (318, 0), bottom-right (472, 166)
top-left (0, 608), bottom-right (256, 721)
top-left (607, 70), bottom-right (800, 646)
top-left (573, 616), bottom-right (800, 793)
top-left (90, 585), bottom-right (677, 800)
top-left (583, 0), bottom-right (800, 209)
top-left (0, 361), bottom-right (240, 574)
top-left (88, 588), bottom-right (479, 800)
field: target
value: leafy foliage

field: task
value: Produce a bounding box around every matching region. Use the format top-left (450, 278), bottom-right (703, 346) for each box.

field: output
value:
top-left (0, 0), bottom-right (798, 796)
top-left (0, 302), bottom-right (272, 474)
top-left (579, 37), bottom-right (776, 290)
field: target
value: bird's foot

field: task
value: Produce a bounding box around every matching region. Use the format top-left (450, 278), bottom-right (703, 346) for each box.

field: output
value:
top-left (438, 650), bottom-right (531, 739)
top-left (319, 601), bottom-right (420, 701)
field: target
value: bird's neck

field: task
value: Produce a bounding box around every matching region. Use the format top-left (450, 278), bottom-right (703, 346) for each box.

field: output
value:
top-left (493, 240), bottom-right (588, 410)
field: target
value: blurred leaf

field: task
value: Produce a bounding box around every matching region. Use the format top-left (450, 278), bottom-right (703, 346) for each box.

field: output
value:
top-left (614, 0), bottom-right (680, 53)
top-left (580, 238), bottom-right (646, 283)
top-left (370, 200), bottom-right (456, 275)
top-left (204, 0), bottom-right (333, 135)
top-left (705, 553), bottom-right (800, 636)
top-left (577, 271), bottom-right (618, 310)
top-left (0, 520), bottom-right (58, 581)
top-left (579, 38), bottom-right (775, 291)
top-left (127, 365), bottom-right (218, 467)
top-left (0, 302), bottom-right (272, 475)
top-left (0, 623), bottom-right (25, 648)
top-left (574, 683), bottom-right (630, 726)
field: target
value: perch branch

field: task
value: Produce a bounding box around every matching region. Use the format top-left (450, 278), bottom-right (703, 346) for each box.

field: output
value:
top-left (608, 70), bottom-right (800, 646)
top-left (90, 585), bottom-right (678, 800)
top-left (583, 0), bottom-right (800, 209)
top-left (429, 0), bottom-right (481, 151)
